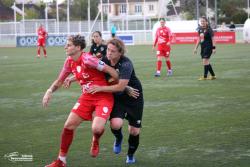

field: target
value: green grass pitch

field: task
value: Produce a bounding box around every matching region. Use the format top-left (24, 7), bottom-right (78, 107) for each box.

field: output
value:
top-left (0, 44), bottom-right (250, 167)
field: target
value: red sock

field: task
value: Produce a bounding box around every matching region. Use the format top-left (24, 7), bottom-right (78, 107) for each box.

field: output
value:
top-left (60, 128), bottom-right (74, 156)
top-left (43, 49), bottom-right (47, 56)
top-left (157, 61), bottom-right (162, 71)
top-left (37, 48), bottom-right (40, 55)
top-left (166, 60), bottom-right (171, 70)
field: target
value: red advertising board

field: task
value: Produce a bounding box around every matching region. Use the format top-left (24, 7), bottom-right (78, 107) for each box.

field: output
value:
top-left (171, 31), bottom-right (235, 44)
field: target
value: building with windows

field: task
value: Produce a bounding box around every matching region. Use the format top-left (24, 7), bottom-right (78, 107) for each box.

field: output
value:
top-left (100, 0), bottom-right (180, 21)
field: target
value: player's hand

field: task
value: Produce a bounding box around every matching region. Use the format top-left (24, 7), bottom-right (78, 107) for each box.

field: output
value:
top-left (63, 77), bottom-right (72, 88)
top-left (213, 49), bottom-right (216, 54)
top-left (193, 48), bottom-right (197, 54)
top-left (87, 85), bottom-right (102, 94)
top-left (152, 46), bottom-right (155, 52)
top-left (125, 86), bottom-right (139, 99)
top-left (42, 89), bottom-right (52, 108)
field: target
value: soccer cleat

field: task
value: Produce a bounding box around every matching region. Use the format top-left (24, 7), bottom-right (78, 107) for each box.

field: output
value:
top-left (45, 159), bottom-right (66, 167)
top-left (154, 72), bottom-right (161, 77)
top-left (167, 70), bottom-right (173, 76)
top-left (208, 76), bottom-right (216, 80)
top-left (113, 135), bottom-right (123, 154)
top-left (90, 138), bottom-right (99, 157)
top-left (198, 77), bottom-right (207, 81)
top-left (37, 55), bottom-right (40, 58)
top-left (126, 155), bottom-right (136, 164)
top-left (44, 55), bottom-right (47, 58)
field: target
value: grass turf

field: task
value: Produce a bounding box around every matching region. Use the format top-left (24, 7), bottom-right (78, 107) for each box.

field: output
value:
top-left (0, 44), bottom-right (250, 167)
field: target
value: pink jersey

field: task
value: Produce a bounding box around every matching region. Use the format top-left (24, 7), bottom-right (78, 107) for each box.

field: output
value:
top-left (58, 52), bottom-right (111, 100)
top-left (37, 27), bottom-right (47, 40)
top-left (154, 26), bottom-right (172, 49)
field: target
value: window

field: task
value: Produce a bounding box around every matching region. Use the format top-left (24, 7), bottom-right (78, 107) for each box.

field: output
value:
top-left (120, 4), bottom-right (127, 14)
top-left (149, 4), bottom-right (154, 11)
top-left (135, 4), bottom-right (142, 14)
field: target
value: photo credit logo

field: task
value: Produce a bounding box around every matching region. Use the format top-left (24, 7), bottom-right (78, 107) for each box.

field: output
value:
top-left (4, 152), bottom-right (33, 162)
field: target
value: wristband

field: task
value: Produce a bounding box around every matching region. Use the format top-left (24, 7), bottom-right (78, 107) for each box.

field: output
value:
top-left (212, 46), bottom-right (216, 49)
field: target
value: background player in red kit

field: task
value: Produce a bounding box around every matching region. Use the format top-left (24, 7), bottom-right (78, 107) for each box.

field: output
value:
top-left (42, 35), bottom-right (118, 167)
top-left (153, 18), bottom-right (173, 77)
top-left (37, 24), bottom-right (48, 58)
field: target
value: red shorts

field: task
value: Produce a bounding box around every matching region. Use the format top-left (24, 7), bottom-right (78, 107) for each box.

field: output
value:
top-left (157, 45), bottom-right (171, 57)
top-left (37, 38), bottom-right (45, 46)
top-left (71, 94), bottom-right (114, 121)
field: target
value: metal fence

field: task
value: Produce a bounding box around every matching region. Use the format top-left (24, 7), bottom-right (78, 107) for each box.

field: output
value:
top-left (0, 20), bottom-right (245, 47)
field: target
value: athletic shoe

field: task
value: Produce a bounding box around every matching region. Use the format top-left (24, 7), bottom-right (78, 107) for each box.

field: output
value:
top-left (208, 76), bottom-right (216, 80)
top-left (198, 77), bottom-right (207, 81)
top-left (113, 135), bottom-right (123, 154)
top-left (167, 70), bottom-right (173, 76)
top-left (45, 159), bottom-right (66, 167)
top-left (154, 72), bottom-right (161, 77)
top-left (126, 155), bottom-right (136, 164)
top-left (44, 55), bottom-right (47, 58)
top-left (37, 55), bottom-right (40, 58)
top-left (90, 138), bottom-right (99, 157)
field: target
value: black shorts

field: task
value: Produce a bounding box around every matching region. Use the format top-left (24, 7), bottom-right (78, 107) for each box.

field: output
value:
top-left (110, 97), bottom-right (144, 128)
top-left (200, 47), bottom-right (212, 59)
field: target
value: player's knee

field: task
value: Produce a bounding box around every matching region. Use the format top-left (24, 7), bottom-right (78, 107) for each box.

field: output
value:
top-left (110, 118), bottom-right (123, 130)
top-left (92, 126), bottom-right (104, 135)
top-left (129, 127), bottom-right (140, 136)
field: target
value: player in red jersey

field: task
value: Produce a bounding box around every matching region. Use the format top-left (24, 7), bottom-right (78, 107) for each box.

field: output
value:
top-left (37, 24), bottom-right (48, 58)
top-left (42, 35), bottom-right (118, 167)
top-left (153, 18), bottom-right (173, 77)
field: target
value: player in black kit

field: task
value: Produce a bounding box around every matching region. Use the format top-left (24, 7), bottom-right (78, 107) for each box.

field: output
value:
top-left (87, 38), bottom-right (144, 164)
top-left (89, 31), bottom-right (107, 59)
top-left (194, 16), bottom-right (216, 80)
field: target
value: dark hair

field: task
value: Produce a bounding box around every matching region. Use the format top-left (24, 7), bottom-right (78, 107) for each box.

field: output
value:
top-left (91, 31), bottom-right (103, 44)
top-left (68, 35), bottom-right (86, 50)
top-left (107, 38), bottom-right (126, 56)
top-left (200, 16), bottom-right (212, 30)
top-left (159, 17), bottom-right (166, 21)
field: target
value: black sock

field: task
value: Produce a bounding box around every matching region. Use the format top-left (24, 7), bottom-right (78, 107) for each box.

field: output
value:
top-left (127, 134), bottom-right (139, 156)
top-left (111, 128), bottom-right (123, 142)
top-left (208, 64), bottom-right (215, 76)
top-left (204, 65), bottom-right (209, 78)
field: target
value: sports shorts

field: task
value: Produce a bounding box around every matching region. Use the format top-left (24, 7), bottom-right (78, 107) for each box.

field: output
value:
top-left (71, 94), bottom-right (114, 121)
top-left (110, 96), bottom-right (144, 128)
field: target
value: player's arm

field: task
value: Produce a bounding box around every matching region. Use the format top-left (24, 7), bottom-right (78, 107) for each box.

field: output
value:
top-left (211, 30), bottom-right (216, 54)
top-left (43, 59), bottom-right (71, 108)
top-left (152, 30), bottom-right (158, 50)
top-left (193, 34), bottom-right (200, 54)
top-left (84, 54), bottom-right (119, 81)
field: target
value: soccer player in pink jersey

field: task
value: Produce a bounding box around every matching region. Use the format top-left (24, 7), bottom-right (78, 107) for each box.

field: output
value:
top-left (37, 24), bottom-right (48, 58)
top-left (42, 35), bottom-right (118, 167)
top-left (153, 18), bottom-right (173, 77)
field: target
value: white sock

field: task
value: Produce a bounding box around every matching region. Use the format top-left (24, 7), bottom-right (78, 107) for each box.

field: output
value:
top-left (157, 70), bottom-right (160, 73)
top-left (58, 155), bottom-right (66, 164)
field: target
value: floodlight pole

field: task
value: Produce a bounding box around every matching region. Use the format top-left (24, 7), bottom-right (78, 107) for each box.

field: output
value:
top-left (126, 0), bottom-right (128, 31)
top-left (206, 0), bottom-right (208, 18)
top-left (215, 0), bottom-right (217, 27)
top-left (22, 0), bottom-right (25, 34)
top-left (100, 0), bottom-right (104, 32)
top-left (196, 0), bottom-right (199, 24)
top-left (248, 0), bottom-right (249, 18)
top-left (13, 2), bottom-right (17, 36)
top-left (88, 0), bottom-right (90, 36)
top-left (56, 0), bottom-right (59, 33)
top-left (45, 3), bottom-right (48, 31)
top-left (67, 0), bottom-right (70, 35)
